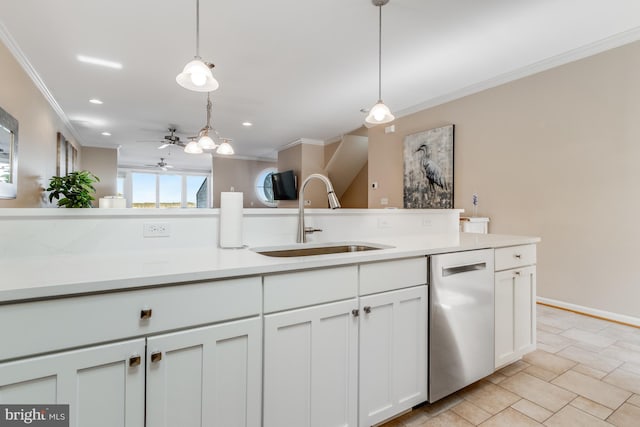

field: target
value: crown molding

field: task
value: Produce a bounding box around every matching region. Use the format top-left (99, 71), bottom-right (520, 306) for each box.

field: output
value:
top-left (397, 26), bottom-right (640, 118)
top-left (0, 21), bottom-right (83, 145)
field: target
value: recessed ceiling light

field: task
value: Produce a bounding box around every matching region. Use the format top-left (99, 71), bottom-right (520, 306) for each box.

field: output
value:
top-left (77, 55), bottom-right (123, 70)
top-left (101, 132), bottom-right (111, 136)
top-left (89, 99), bottom-right (103, 105)
top-left (242, 122), bottom-right (253, 127)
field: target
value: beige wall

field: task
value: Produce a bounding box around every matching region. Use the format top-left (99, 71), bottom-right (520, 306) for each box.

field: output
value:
top-left (369, 41), bottom-right (640, 318)
top-left (276, 142), bottom-right (327, 208)
top-left (212, 157), bottom-right (276, 208)
top-left (80, 147), bottom-right (118, 203)
top-left (0, 40), bottom-right (79, 208)
top-left (340, 162), bottom-right (368, 208)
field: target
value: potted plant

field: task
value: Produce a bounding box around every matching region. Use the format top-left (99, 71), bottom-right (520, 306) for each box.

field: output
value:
top-left (47, 170), bottom-right (100, 208)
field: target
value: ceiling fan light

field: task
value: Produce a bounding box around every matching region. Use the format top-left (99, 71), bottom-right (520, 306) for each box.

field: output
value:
top-left (197, 134), bottom-right (217, 149)
top-left (176, 59), bottom-right (219, 92)
top-left (365, 101), bottom-right (395, 127)
top-left (216, 141), bottom-right (234, 155)
top-left (184, 140), bottom-right (204, 154)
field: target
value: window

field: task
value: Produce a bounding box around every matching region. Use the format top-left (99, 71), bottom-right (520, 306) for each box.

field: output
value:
top-left (255, 168), bottom-right (277, 207)
top-left (122, 170), bottom-right (210, 208)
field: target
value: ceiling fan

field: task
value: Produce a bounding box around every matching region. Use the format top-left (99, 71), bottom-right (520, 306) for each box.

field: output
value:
top-left (145, 158), bottom-right (174, 171)
top-left (137, 127), bottom-right (188, 149)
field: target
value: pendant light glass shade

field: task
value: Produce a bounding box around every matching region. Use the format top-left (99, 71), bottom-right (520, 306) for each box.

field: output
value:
top-left (365, 100), bottom-right (395, 127)
top-left (176, 59), bottom-right (219, 92)
top-left (216, 139), bottom-right (234, 155)
top-left (176, 0), bottom-right (219, 92)
top-left (184, 140), bottom-right (204, 154)
top-left (364, 0), bottom-right (394, 128)
top-left (197, 133), bottom-right (217, 149)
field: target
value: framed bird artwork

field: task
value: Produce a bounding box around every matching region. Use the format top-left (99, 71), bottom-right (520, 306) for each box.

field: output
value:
top-left (403, 124), bottom-right (454, 208)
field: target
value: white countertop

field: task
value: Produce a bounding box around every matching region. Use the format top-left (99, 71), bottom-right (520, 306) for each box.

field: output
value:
top-left (0, 233), bottom-right (539, 303)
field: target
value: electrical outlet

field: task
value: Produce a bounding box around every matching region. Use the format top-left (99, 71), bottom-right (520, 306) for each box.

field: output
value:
top-left (380, 197), bottom-right (389, 206)
top-left (143, 223), bottom-right (171, 238)
top-left (422, 218), bottom-right (432, 227)
top-left (304, 199), bottom-right (311, 206)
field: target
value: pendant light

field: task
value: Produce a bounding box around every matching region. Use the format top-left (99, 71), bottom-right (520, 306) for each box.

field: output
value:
top-left (196, 92), bottom-right (218, 150)
top-left (176, 0), bottom-right (219, 92)
top-left (216, 138), bottom-right (235, 155)
top-left (184, 138), bottom-right (204, 154)
top-left (365, 0), bottom-right (395, 128)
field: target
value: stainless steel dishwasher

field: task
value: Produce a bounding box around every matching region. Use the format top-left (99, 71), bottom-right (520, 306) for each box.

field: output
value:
top-left (429, 249), bottom-right (494, 402)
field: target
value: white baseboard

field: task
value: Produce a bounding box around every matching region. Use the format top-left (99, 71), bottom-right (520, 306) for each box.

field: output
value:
top-left (537, 297), bottom-right (640, 328)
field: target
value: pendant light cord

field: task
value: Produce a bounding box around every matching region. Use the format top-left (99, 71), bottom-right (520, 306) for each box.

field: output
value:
top-left (206, 92), bottom-right (212, 129)
top-left (378, 4), bottom-right (382, 101)
top-left (195, 0), bottom-right (200, 58)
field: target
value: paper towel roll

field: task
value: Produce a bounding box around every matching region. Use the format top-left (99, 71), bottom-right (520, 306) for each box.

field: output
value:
top-left (219, 192), bottom-right (244, 248)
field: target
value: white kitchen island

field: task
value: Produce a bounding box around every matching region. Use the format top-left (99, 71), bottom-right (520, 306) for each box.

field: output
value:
top-left (0, 208), bottom-right (539, 427)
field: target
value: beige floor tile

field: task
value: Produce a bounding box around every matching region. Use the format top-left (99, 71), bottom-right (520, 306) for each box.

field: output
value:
top-left (597, 326), bottom-right (640, 346)
top-left (537, 323), bottom-right (565, 334)
top-left (452, 400), bottom-right (492, 425)
top-left (537, 330), bottom-right (576, 349)
top-left (600, 345), bottom-right (640, 365)
top-left (523, 349), bottom-right (576, 374)
top-left (551, 370), bottom-right (631, 410)
top-left (614, 340), bottom-right (640, 353)
top-left (420, 410), bottom-right (473, 427)
top-left (498, 360), bottom-right (530, 376)
top-left (619, 362), bottom-right (640, 376)
top-left (570, 396), bottom-right (614, 420)
top-left (561, 328), bottom-right (617, 348)
top-left (572, 363), bottom-right (608, 379)
top-left (570, 316), bottom-right (611, 334)
top-left (463, 382), bottom-right (521, 414)
top-left (536, 342), bottom-right (567, 354)
top-left (394, 409), bottom-right (430, 427)
top-left (557, 346), bottom-right (623, 373)
top-left (485, 372), bottom-right (507, 384)
top-left (544, 405), bottom-right (614, 427)
top-left (606, 402), bottom-right (640, 427)
top-left (512, 399), bottom-right (554, 423)
top-left (602, 368), bottom-right (640, 394)
top-left (627, 394), bottom-right (640, 407)
top-left (421, 394), bottom-right (464, 418)
top-left (500, 372), bottom-right (576, 412)
top-left (480, 407), bottom-right (542, 426)
top-left (523, 365), bottom-right (559, 382)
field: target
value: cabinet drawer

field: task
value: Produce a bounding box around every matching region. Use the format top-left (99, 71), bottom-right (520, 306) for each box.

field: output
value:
top-left (359, 257), bottom-right (427, 296)
top-left (0, 277), bottom-right (261, 362)
top-left (495, 244), bottom-right (536, 271)
top-left (264, 266), bottom-right (357, 313)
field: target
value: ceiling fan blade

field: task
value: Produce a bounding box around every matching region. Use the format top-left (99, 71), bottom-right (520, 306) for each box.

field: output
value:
top-left (166, 165), bottom-right (174, 168)
top-left (158, 144), bottom-right (170, 149)
top-left (161, 167), bottom-right (168, 171)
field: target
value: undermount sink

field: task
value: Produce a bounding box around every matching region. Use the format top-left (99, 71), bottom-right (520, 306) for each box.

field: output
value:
top-left (252, 242), bottom-right (394, 257)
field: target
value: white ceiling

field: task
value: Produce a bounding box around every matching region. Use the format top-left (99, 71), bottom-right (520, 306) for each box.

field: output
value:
top-left (1, 0), bottom-right (640, 171)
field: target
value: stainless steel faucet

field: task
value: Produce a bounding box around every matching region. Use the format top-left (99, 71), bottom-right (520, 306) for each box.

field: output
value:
top-left (297, 173), bottom-right (341, 243)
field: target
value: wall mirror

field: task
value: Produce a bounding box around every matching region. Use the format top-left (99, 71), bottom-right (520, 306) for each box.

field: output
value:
top-left (0, 105), bottom-right (18, 199)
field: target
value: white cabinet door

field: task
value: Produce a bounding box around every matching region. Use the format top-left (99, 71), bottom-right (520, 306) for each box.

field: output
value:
top-left (0, 339), bottom-right (145, 427)
top-left (359, 286), bottom-right (428, 427)
top-left (146, 317), bottom-right (261, 427)
top-left (495, 266), bottom-right (537, 368)
top-left (263, 299), bottom-right (358, 427)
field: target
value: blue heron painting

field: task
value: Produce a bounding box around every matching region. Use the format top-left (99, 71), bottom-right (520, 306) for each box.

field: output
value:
top-left (403, 125), bottom-right (454, 208)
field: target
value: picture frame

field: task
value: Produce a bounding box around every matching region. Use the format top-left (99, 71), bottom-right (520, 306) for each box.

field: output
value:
top-left (56, 132), bottom-right (67, 176)
top-left (403, 124), bottom-right (454, 209)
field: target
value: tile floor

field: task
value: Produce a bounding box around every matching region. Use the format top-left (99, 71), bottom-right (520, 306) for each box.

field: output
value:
top-left (380, 304), bottom-right (640, 427)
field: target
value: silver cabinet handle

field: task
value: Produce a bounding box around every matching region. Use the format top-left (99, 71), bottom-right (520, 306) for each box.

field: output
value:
top-left (150, 351), bottom-right (162, 363)
top-left (442, 262), bottom-right (486, 277)
top-left (140, 309), bottom-right (153, 320)
top-left (351, 309), bottom-right (359, 317)
top-left (514, 271), bottom-right (521, 276)
top-left (514, 254), bottom-right (522, 259)
top-left (363, 306), bottom-right (371, 314)
top-left (129, 355), bottom-right (141, 367)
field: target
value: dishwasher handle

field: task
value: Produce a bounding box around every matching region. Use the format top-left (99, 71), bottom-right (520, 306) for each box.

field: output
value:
top-left (442, 262), bottom-right (487, 277)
